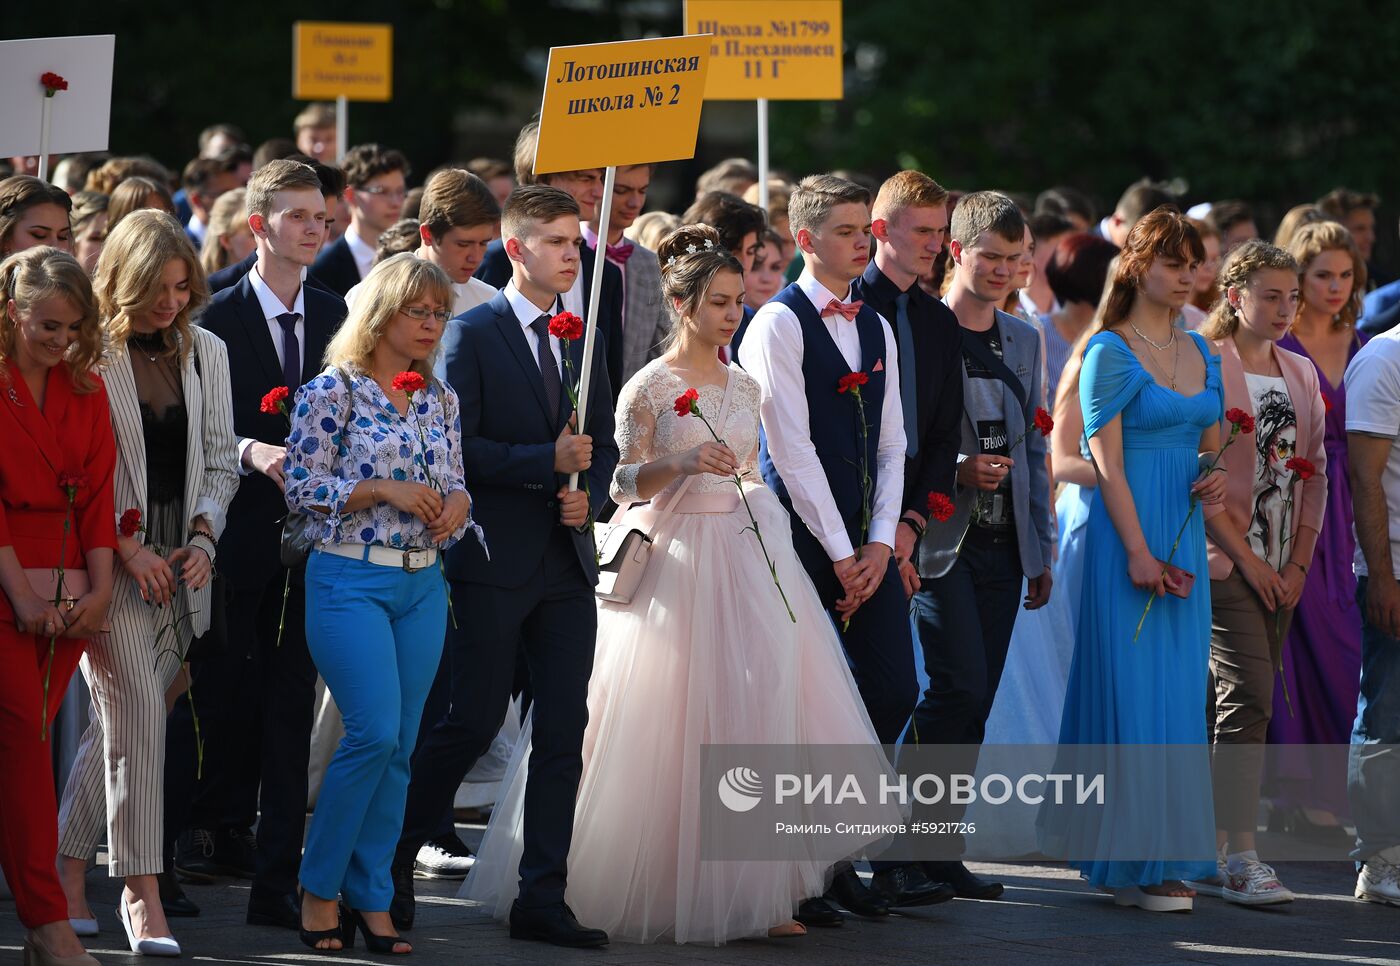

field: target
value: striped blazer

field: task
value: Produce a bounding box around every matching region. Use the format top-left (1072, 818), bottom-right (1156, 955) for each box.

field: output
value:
top-left (104, 326), bottom-right (240, 635)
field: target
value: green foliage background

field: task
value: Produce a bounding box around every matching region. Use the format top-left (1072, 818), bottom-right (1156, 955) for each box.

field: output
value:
top-left (7, 1), bottom-right (1399, 240)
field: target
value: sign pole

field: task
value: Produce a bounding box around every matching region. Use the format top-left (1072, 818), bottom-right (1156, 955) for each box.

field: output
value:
top-left (336, 93), bottom-right (348, 162)
top-left (756, 97), bottom-right (769, 211)
top-left (568, 162), bottom-right (617, 492)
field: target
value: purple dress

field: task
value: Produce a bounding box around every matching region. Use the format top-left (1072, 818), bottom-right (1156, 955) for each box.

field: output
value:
top-left (1267, 331), bottom-right (1366, 814)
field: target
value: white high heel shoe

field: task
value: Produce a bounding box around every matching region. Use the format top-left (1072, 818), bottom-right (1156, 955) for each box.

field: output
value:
top-left (67, 917), bottom-right (98, 937)
top-left (117, 894), bottom-right (181, 957)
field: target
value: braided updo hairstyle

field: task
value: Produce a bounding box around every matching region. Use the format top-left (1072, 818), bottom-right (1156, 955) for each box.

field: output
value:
top-left (655, 223), bottom-right (744, 351)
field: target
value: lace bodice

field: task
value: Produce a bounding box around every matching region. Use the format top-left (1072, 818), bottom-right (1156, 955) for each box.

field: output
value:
top-left (611, 360), bottom-right (763, 505)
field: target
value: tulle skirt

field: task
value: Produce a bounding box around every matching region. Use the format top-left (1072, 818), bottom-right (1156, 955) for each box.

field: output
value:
top-left (461, 484), bottom-right (894, 944)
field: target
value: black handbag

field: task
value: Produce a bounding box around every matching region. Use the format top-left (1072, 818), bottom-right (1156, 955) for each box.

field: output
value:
top-left (279, 368), bottom-right (355, 568)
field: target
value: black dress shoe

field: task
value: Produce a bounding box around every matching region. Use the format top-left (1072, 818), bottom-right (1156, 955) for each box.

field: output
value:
top-left (390, 864), bottom-right (416, 932)
top-left (223, 826), bottom-right (258, 879)
top-left (508, 901), bottom-right (609, 948)
top-left (173, 828), bottom-right (223, 882)
top-left (870, 864), bottom-right (957, 908)
top-left (924, 861), bottom-right (1005, 900)
top-left (247, 887), bottom-right (301, 929)
top-left (824, 866), bottom-right (891, 918)
top-left (794, 896), bottom-right (844, 927)
top-left (158, 869), bottom-right (200, 917)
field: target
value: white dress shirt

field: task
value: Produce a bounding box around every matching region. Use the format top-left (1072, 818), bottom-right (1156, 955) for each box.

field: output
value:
top-left (186, 213), bottom-right (207, 246)
top-left (344, 225), bottom-right (376, 280)
top-left (504, 281), bottom-right (564, 381)
top-left (237, 264), bottom-right (307, 473)
top-left (741, 271), bottom-right (906, 561)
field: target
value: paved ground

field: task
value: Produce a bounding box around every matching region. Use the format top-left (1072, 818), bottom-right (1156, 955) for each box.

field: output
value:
top-left (4, 828), bottom-right (1397, 966)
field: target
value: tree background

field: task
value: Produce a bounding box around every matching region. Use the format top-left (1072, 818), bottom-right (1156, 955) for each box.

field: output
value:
top-left (7, 0), bottom-right (1399, 268)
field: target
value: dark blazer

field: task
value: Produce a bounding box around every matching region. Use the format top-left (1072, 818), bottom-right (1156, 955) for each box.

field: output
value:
top-left (208, 250), bottom-right (337, 298)
top-left (441, 290), bottom-right (617, 590)
top-left (851, 260), bottom-right (965, 516)
top-left (198, 271), bottom-right (348, 583)
top-left (308, 236), bottom-right (361, 297)
top-left (729, 303), bottom-right (757, 363)
top-left (476, 238), bottom-right (626, 403)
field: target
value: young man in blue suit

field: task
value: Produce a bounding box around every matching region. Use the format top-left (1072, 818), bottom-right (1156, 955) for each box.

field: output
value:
top-left (475, 121), bottom-right (625, 402)
top-left (310, 143), bottom-right (408, 296)
top-left (394, 185), bottom-right (617, 947)
top-left (177, 159), bottom-right (349, 931)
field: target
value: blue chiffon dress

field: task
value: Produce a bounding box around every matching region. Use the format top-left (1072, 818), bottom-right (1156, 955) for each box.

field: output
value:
top-left (1049, 330), bottom-right (1222, 888)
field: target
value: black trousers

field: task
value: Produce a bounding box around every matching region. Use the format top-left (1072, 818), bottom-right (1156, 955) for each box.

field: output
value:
top-left (397, 529), bottom-right (596, 908)
top-left (170, 565), bottom-right (316, 897)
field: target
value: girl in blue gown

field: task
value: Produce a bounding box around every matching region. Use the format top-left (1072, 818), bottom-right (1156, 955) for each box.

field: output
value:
top-left (1042, 209), bottom-right (1227, 913)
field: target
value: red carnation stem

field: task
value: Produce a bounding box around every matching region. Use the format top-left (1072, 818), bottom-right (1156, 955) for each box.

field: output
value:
top-left (691, 404), bottom-right (795, 623)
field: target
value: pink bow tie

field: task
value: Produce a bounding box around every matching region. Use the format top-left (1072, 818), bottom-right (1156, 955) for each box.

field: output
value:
top-left (821, 298), bottom-right (863, 321)
top-left (606, 240), bottom-right (635, 264)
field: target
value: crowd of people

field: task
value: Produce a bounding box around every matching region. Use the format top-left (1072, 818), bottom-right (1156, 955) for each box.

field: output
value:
top-left (2, 101), bottom-right (1399, 964)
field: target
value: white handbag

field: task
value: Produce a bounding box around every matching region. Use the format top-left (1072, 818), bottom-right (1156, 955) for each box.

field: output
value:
top-left (594, 370), bottom-right (736, 604)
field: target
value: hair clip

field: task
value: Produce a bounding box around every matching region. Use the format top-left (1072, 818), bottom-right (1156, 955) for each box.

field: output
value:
top-left (686, 243), bottom-right (698, 254)
top-left (666, 254), bottom-right (678, 267)
top-left (703, 238), bottom-right (715, 250)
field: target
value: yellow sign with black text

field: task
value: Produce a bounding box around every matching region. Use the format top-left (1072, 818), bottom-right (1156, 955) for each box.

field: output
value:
top-left (534, 35), bottom-right (712, 175)
top-left (685, 0), bottom-right (842, 100)
top-left (293, 21), bottom-right (392, 102)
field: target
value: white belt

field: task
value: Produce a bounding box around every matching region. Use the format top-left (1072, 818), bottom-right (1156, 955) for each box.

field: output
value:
top-left (320, 543), bottom-right (439, 573)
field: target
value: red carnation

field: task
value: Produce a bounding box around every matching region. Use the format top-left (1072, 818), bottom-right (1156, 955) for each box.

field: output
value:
top-left (673, 387), bottom-right (699, 417)
top-left (260, 385), bottom-right (290, 415)
top-left (392, 371), bottom-right (427, 395)
top-left (1033, 406), bottom-right (1054, 437)
top-left (927, 492), bottom-right (955, 523)
top-left (40, 72), bottom-right (68, 96)
top-left (837, 371), bottom-right (869, 394)
top-left (1285, 457), bottom-right (1316, 480)
top-left (548, 311), bottom-right (584, 343)
top-left (1226, 407), bottom-right (1255, 434)
top-left (118, 508), bottom-right (143, 538)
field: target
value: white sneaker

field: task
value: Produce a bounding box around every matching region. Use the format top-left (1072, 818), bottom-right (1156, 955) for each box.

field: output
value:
top-left (1221, 855), bottom-right (1295, 906)
top-left (1355, 855), bottom-right (1400, 907)
top-left (1185, 848), bottom-right (1228, 898)
top-left (414, 841), bottom-right (475, 880)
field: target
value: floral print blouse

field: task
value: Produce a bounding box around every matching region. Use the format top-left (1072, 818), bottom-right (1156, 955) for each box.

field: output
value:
top-left (284, 366), bottom-right (483, 552)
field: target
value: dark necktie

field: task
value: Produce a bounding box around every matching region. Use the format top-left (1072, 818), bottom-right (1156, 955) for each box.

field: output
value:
top-left (277, 313), bottom-right (301, 391)
top-left (894, 292), bottom-right (919, 458)
top-left (530, 315), bottom-right (562, 418)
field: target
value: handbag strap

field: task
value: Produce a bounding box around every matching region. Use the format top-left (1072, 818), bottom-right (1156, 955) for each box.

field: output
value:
top-left (641, 368), bottom-right (739, 539)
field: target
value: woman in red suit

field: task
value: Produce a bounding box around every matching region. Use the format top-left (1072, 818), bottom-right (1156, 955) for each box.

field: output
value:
top-left (0, 246), bottom-right (116, 966)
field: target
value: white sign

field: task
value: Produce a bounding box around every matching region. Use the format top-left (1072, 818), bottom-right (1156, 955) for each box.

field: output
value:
top-left (0, 35), bottom-right (116, 157)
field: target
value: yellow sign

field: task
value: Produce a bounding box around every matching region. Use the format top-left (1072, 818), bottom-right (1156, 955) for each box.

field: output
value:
top-left (293, 21), bottom-right (392, 102)
top-left (534, 35), bottom-right (711, 175)
top-left (685, 0), bottom-right (842, 100)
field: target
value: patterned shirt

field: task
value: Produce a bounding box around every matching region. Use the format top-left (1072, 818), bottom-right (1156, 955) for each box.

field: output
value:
top-left (284, 366), bottom-right (482, 551)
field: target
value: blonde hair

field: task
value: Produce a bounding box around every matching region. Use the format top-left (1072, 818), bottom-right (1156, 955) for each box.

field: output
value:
top-left (625, 211), bottom-right (680, 252)
top-left (0, 246), bottom-right (102, 392)
top-left (200, 188), bottom-right (249, 275)
top-left (1197, 240), bottom-right (1298, 340)
top-left (1287, 220), bottom-right (1366, 331)
top-left (324, 253), bottom-right (451, 381)
top-left (107, 176), bottom-right (175, 230)
top-left (94, 210), bottom-right (209, 363)
top-left (1273, 204), bottom-right (1325, 250)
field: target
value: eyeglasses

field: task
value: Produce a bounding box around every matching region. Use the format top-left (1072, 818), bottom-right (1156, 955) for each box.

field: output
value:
top-left (359, 185), bottom-right (407, 200)
top-left (400, 305), bottom-right (450, 323)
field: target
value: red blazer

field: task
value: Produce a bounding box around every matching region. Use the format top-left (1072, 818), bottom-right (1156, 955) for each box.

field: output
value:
top-left (1203, 338), bottom-right (1328, 581)
top-left (0, 361), bottom-right (117, 622)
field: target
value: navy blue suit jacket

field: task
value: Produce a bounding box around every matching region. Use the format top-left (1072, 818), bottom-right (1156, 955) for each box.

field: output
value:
top-left (198, 273), bottom-right (348, 581)
top-left (208, 249), bottom-right (337, 298)
top-left (308, 236), bottom-right (361, 297)
top-left (476, 239), bottom-right (626, 403)
top-left (441, 290), bottom-right (617, 590)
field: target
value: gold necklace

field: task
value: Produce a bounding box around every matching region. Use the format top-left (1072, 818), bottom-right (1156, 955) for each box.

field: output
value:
top-left (1138, 335), bottom-right (1180, 391)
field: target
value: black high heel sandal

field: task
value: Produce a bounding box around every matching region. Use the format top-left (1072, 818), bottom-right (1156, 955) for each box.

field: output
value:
top-left (298, 890), bottom-right (354, 953)
top-left (348, 908), bottom-right (413, 955)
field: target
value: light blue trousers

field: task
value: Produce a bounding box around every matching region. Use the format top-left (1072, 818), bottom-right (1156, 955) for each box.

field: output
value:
top-left (298, 547), bottom-right (447, 909)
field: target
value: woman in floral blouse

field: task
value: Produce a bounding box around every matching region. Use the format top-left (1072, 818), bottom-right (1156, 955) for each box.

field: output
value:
top-left (283, 253), bottom-right (481, 955)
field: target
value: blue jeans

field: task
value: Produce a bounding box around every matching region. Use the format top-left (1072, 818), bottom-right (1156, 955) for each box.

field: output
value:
top-left (298, 548), bottom-right (448, 909)
top-left (1350, 577), bottom-right (1400, 861)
